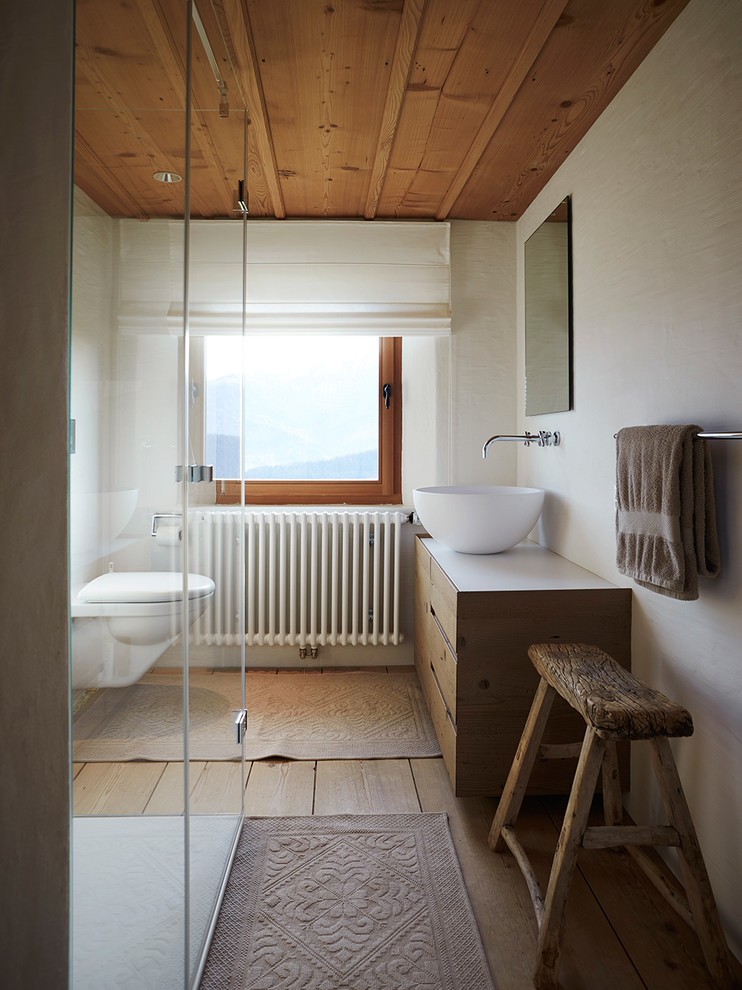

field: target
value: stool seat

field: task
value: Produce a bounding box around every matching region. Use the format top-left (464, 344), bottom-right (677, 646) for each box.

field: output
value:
top-left (528, 642), bottom-right (694, 740)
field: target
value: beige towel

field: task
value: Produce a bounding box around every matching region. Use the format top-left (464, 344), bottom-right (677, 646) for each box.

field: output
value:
top-left (615, 425), bottom-right (720, 600)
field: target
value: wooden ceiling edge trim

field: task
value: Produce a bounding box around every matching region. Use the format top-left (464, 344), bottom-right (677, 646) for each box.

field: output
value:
top-left (364, 0), bottom-right (426, 220)
top-left (434, 0), bottom-right (570, 221)
top-left (74, 133), bottom-right (151, 220)
top-left (220, 0), bottom-right (286, 218)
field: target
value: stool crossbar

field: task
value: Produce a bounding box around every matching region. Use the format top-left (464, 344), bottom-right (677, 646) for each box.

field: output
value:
top-left (488, 642), bottom-right (736, 990)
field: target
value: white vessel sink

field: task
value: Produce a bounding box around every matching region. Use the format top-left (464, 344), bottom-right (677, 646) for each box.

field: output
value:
top-left (413, 485), bottom-right (544, 554)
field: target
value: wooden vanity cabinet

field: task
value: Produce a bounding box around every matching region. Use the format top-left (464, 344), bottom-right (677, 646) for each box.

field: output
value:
top-left (414, 536), bottom-right (632, 797)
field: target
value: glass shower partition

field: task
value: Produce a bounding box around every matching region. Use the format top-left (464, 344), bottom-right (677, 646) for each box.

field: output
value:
top-left (70, 2), bottom-right (246, 986)
top-left (184, 38), bottom-right (249, 987)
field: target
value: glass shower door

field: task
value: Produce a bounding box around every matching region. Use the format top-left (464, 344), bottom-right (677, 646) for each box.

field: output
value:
top-left (70, 0), bottom-right (190, 980)
top-left (70, 1), bottom-right (246, 987)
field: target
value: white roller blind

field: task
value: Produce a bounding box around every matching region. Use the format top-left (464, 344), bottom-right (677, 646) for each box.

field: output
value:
top-left (117, 219), bottom-right (451, 335)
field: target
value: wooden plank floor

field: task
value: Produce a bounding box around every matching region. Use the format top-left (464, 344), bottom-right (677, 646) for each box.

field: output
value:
top-left (72, 669), bottom-right (740, 990)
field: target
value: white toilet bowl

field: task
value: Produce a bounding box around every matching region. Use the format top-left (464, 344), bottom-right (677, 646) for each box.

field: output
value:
top-left (71, 572), bottom-right (215, 689)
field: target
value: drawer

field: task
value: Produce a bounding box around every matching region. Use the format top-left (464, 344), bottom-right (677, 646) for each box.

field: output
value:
top-left (429, 612), bottom-right (457, 720)
top-left (425, 657), bottom-right (458, 783)
top-left (429, 559), bottom-right (457, 647)
top-left (414, 633), bottom-right (435, 712)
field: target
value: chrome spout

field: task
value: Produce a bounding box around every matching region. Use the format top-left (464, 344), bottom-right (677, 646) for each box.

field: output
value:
top-left (482, 430), bottom-right (560, 457)
top-left (482, 434), bottom-right (534, 457)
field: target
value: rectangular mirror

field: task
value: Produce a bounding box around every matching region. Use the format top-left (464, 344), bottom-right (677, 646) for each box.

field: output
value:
top-left (525, 196), bottom-right (572, 415)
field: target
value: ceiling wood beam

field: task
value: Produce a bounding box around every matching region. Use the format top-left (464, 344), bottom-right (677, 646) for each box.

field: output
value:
top-left (211, 0), bottom-right (286, 218)
top-left (435, 0), bottom-right (569, 220)
top-left (364, 0), bottom-right (426, 220)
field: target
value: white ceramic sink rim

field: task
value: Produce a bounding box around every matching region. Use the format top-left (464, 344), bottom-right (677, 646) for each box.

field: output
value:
top-left (413, 484), bottom-right (544, 555)
top-left (416, 485), bottom-right (542, 497)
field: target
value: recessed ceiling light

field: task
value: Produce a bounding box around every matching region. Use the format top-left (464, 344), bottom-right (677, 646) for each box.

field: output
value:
top-left (153, 171), bottom-right (183, 183)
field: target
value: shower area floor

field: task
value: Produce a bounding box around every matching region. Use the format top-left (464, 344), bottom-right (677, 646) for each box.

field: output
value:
top-left (72, 815), bottom-right (238, 990)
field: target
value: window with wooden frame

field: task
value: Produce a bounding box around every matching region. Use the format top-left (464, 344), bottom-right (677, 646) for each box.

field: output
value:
top-left (205, 336), bottom-right (401, 505)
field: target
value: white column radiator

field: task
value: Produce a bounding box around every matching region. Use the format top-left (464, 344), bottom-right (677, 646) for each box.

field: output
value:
top-left (188, 510), bottom-right (407, 647)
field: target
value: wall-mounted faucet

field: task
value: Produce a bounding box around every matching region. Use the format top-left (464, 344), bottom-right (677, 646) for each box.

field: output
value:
top-left (482, 430), bottom-right (560, 457)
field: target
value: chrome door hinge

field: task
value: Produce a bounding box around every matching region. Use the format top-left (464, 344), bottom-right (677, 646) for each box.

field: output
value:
top-left (232, 708), bottom-right (248, 744)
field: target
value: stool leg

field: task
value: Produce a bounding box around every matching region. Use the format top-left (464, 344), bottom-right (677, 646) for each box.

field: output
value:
top-left (488, 678), bottom-right (556, 852)
top-left (602, 740), bottom-right (623, 827)
top-left (535, 725), bottom-right (607, 990)
top-left (649, 737), bottom-right (736, 989)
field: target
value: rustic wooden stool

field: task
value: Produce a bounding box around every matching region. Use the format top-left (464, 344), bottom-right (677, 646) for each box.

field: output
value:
top-left (488, 642), bottom-right (735, 990)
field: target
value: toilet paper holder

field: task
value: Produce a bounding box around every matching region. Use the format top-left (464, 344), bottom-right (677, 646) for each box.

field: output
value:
top-left (174, 465), bottom-right (214, 483)
top-left (151, 513), bottom-right (182, 537)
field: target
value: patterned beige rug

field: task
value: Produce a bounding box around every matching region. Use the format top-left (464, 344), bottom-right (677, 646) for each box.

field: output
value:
top-left (200, 814), bottom-right (495, 990)
top-left (72, 671), bottom-right (441, 762)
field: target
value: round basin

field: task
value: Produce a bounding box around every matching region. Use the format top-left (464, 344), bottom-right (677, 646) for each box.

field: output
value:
top-left (413, 485), bottom-right (544, 554)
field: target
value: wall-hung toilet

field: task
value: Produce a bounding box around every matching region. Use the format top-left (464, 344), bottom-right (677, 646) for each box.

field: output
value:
top-left (71, 571), bottom-right (215, 689)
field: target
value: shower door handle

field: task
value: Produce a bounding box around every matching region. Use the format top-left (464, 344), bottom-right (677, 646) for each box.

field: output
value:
top-left (232, 709), bottom-right (248, 744)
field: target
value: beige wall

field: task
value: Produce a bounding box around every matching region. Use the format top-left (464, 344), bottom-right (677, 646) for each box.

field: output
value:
top-left (0, 1), bottom-right (73, 985)
top-left (450, 221), bottom-right (518, 487)
top-left (516, 0), bottom-right (742, 957)
top-left (403, 220), bottom-right (517, 497)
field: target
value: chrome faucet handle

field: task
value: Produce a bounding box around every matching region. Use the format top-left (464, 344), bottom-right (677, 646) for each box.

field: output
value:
top-left (537, 430), bottom-right (561, 447)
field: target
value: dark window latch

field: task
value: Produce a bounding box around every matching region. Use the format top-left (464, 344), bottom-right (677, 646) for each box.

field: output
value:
top-left (382, 383), bottom-right (392, 409)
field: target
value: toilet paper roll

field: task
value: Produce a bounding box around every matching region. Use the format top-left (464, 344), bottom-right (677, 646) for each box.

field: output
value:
top-left (155, 524), bottom-right (182, 547)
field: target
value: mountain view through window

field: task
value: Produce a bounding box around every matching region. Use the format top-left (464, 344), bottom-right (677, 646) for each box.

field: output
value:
top-left (204, 336), bottom-right (380, 480)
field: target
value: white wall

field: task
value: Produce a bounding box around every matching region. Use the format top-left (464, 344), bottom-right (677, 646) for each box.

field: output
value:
top-left (517, 0), bottom-right (742, 957)
top-left (70, 187), bottom-right (116, 588)
top-left (449, 221), bottom-right (518, 487)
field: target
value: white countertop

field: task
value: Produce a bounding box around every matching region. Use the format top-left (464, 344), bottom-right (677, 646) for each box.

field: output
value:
top-left (422, 538), bottom-right (617, 593)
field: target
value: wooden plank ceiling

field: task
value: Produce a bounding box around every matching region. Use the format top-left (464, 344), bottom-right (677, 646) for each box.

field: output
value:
top-left (74, 0), bottom-right (691, 221)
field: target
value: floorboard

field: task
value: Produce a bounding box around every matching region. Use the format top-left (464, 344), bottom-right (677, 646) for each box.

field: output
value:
top-left (412, 756), bottom-right (540, 990)
top-left (244, 760), bottom-right (316, 817)
top-left (543, 795), bottom-right (722, 990)
top-left (143, 761), bottom-right (188, 815)
top-left (511, 797), bottom-right (644, 990)
top-left (73, 761), bottom-right (167, 816)
top-left (314, 758), bottom-right (421, 815)
top-left (189, 761), bottom-right (243, 814)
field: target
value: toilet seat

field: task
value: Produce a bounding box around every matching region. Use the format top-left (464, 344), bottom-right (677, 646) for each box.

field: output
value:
top-left (78, 571), bottom-right (215, 604)
top-left (70, 571), bottom-right (216, 689)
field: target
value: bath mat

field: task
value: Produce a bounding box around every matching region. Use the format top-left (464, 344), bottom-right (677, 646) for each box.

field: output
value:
top-left (72, 671), bottom-right (441, 762)
top-left (200, 813), bottom-right (495, 990)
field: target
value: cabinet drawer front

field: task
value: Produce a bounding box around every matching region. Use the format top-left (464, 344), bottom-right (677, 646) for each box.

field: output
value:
top-left (429, 614), bottom-right (457, 720)
top-left (429, 560), bottom-right (457, 647)
top-left (426, 659), bottom-right (458, 784)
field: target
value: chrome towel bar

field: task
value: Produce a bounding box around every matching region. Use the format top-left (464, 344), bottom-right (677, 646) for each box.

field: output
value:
top-left (697, 432), bottom-right (742, 439)
top-left (613, 431), bottom-right (742, 440)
